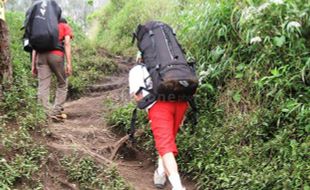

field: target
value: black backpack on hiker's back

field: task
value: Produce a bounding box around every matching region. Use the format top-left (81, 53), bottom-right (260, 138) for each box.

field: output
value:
top-left (23, 0), bottom-right (62, 52)
top-left (129, 21), bottom-right (199, 141)
top-left (133, 21), bottom-right (198, 101)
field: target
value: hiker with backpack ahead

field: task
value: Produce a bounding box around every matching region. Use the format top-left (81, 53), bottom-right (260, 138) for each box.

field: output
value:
top-left (130, 21), bottom-right (198, 190)
top-left (26, 0), bottom-right (73, 119)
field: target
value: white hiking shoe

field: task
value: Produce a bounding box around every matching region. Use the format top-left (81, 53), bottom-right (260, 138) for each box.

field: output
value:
top-left (154, 169), bottom-right (166, 189)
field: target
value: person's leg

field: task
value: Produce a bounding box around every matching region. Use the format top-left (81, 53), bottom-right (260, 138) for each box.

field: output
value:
top-left (163, 102), bottom-right (188, 175)
top-left (173, 101), bottom-right (189, 136)
top-left (47, 54), bottom-right (67, 115)
top-left (149, 101), bottom-right (185, 189)
top-left (157, 156), bottom-right (165, 175)
top-left (154, 156), bottom-right (167, 189)
top-left (149, 101), bottom-right (176, 157)
top-left (163, 152), bottom-right (185, 190)
top-left (149, 101), bottom-right (174, 188)
top-left (166, 101), bottom-right (188, 190)
top-left (37, 53), bottom-right (52, 114)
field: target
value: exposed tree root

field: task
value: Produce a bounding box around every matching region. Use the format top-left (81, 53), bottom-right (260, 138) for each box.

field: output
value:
top-left (50, 174), bottom-right (78, 190)
top-left (48, 143), bottom-right (143, 169)
top-left (47, 129), bottom-right (145, 168)
top-left (68, 134), bottom-right (114, 165)
top-left (43, 155), bottom-right (79, 190)
top-left (110, 129), bottom-right (144, 160)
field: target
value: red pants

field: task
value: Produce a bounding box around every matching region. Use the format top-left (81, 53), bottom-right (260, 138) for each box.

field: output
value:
top-left (148, 101), bottom-right (188, 157)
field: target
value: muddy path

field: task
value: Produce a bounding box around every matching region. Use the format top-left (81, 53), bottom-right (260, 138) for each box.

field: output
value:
top-left (44, 55), bottom-right (196, 190)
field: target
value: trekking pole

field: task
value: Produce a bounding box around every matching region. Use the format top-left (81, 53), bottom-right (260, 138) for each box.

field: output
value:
top-left (128, 107), bottom-right (137, 143)
top-left (188, 97), bottom-right (198, 134)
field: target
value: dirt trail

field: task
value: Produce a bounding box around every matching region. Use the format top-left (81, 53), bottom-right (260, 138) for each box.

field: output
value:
top-left (45, 56), bottom-right (196, 190)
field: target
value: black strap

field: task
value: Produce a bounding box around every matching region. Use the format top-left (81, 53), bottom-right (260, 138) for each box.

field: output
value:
top-left (136, 24), bottom-right (149, 42)
top-left (149, 30), bottom-right (155, 50)
top-left (128, 107), bottom-right (138, 142)
top-left (132, 32), bottom-right (136, 45)
top-left (188, 97), bottom-right (198, 127)
top-left (135, 86), bottom-right (152, 96)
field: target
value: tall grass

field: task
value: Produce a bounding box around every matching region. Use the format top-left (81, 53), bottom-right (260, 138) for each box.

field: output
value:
top-left (88, 0), bottom-right (178, 55)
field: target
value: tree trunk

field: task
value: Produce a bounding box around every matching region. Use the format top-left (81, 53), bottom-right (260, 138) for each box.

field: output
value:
top-left (0, 18), bottom-right (12, 99)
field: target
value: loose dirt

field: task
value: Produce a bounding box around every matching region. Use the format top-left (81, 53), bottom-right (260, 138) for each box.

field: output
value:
top-left (43, 56), bottom-right (197, 190)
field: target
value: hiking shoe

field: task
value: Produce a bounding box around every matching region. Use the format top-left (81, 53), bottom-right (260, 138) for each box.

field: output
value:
top-left (49, 113), bottom-right (67, 122)
top-left (154, 169), bottom-right (166, 189)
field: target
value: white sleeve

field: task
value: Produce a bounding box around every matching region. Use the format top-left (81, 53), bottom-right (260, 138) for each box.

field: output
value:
top-left (129, 65), bottom-right (146, 95)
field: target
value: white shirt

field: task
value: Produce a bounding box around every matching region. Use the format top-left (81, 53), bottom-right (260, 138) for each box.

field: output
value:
top-left (129, 64), bottom-right (152, 96)
top-left (129, 64), bottom-right (155, 109)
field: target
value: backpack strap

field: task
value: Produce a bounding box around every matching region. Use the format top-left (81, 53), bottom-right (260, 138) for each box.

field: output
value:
top-left (188, 97), bottom-right (198, 128)
top-left (149, 30), bottom-right (155, 49)
top-left (132, 32), bottom-right (137, 45)
top-left (136, 24), bottom-right (149, 42)
top-left (128, 107), bottom-right (138, 143)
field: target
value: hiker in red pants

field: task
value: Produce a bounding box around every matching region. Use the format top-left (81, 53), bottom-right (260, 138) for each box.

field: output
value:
top-left (129, 52), bottom-right (187, 190)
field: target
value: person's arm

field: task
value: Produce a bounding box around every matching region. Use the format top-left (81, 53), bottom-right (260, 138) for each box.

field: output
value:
top-left (129, 66), bottom-right (145, 102)
top-left (136, 51), bottom-right (142, 63)
top-left (64, 35), bottom-right (72, 76)
top-left (133, 92), bottom-right (143, 102)
top-left (31, 50), bottom-right (37, 77)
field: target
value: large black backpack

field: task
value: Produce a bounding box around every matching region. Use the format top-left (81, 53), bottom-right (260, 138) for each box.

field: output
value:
top-left (133, 21), bottom-right (198, 101)
top-left (23, 0), bottom-right (62, 52)
top-left (129, 21), bottom-right (198, 141)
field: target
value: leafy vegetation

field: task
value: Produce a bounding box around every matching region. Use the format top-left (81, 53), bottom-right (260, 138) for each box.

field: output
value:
top-left (69, 44), bottom-right (118, 98)
top-left (88, 0), bottom-right (177, 55)
top-left (61, 156), bottom-right (130, 190)
top-left (0, 11), bottom-right (48, 190)
top-left (104, 0), bottom-right (310, 189)
top-left (107, 102), bottom-right (147, 133)
top-left (106, 101), bottom-right (156, 154)
top-left (64, 18), bottom-right (119, 98)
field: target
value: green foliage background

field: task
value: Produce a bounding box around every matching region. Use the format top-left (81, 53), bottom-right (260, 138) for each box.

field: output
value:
top-left (102, 0), bottom-right (310, 189)
top-left (66, 18), bottom-right (119, 98)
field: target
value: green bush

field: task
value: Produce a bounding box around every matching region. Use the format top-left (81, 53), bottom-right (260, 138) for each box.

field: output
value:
top-left (69, 44), bottom-right (118, 98)
top-left (174, 1), bottom-right (310, 189)
top-left (88, 0), bottom-right (177, 55)
top-left (61, 156), bottom-right (130, 190)
top-left (107, 102), bottom-right (155, 153)
top-left (0, 12), bottom-right (45, 123)
top-left (0, 12), bottom-right (47, 189)
top-left (107, 102), bottom-right (147, 132)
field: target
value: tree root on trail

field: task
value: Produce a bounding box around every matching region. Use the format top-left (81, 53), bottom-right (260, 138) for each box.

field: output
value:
top-left (47, 129), bottom-right (145, 169)
top-left (109, 135), bottom-right (130, 160)
top-left (110, 129), bottom-right (144, 160)
top-left (50, 173), bottom-right (78, 190)
top-left (68, 134), bottom-right (114, 165)
top-left (43, 155), bottom-right (79, 190)
top-left (47, 142), bottom-right (143, 168)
